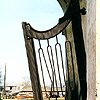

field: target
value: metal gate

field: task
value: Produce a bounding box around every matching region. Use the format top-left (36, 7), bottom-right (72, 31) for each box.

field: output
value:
top-left (22, 0), bottom-right (86, 100)
top-left (22, 21), bottom-right (74, 100)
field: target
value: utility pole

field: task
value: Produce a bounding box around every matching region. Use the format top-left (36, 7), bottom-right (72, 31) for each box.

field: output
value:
top-left (3, 64), bottom-right (6, 99)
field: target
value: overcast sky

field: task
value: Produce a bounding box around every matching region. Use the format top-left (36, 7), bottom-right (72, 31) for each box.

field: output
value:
top-left (0, 0), bottom-right (63, 85)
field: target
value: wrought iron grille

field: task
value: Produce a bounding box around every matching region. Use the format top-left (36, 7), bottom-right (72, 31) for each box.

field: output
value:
top-left (22, 21), bottom-right (76, 100)
top-left (22, 0), bottom-right (87, 100)
top-left (35, 34), bottom-right (66, 98)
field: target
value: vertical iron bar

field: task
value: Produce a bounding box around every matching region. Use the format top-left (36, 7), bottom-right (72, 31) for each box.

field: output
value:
top-left (47, 39), bottom-right (59, 95)
top-left (38, 48), bottom-right (47, 97)
top-left (38, 40), bottom-right (52, 83)
top-left (55, 36), bottom-right (63, 96)
top-left (56, 36), bottom-right (66, 84)
top-left (47, 39), bottom-right (54, 92)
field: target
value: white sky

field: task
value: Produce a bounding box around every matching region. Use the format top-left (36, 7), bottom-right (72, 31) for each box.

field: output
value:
top-left (0, 0), bottom-right (63, 85)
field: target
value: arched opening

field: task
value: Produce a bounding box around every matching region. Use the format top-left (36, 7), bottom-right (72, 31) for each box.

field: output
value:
top-left (22, 0), bottom-right (87, 100)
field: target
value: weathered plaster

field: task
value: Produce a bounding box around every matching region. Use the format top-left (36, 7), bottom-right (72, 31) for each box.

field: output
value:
top-left (58, 0), bottom-right (96, 100)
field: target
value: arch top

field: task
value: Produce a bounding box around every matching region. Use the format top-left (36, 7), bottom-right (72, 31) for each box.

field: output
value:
top-left (22, 18), bottom-right (71, 40)
top-left (22, 0), bottom-right (85, 40)
top-left (22, 0), bottom-right (73, 40)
